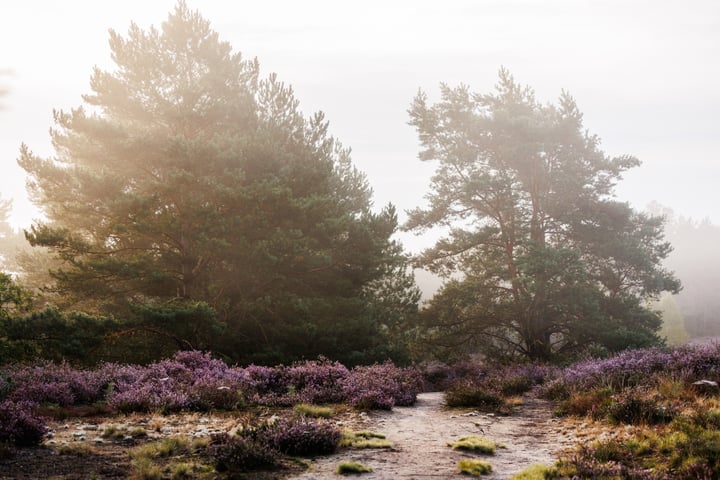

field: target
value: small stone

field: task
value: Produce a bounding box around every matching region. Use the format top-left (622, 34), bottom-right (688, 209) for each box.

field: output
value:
top-left (693, 379), bottom-right (720, 395)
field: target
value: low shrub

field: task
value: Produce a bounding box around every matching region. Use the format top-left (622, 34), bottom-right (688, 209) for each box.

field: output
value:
top-left (286, 357), bottom-right (350, 404)
top-left (495, 364), bottom-right (552, 396)
top-left (556, 387), bottom-right (612, 418)
top-left (0, 400), bottom-right (47, 447)
top-left (343, 362), bottom-right (423, 410)
top-left (240, 417), bottom-right (341, 457)
top-left (444, 380), bottom-right (504, 410)
top-left (557, 411), bottom-right (720, 479)
top-left (421, 361), bottom-right (489, 391)
top-left (206, 433), bottom-right (278, 472)
top-left (606, 392), bottom-right (676, 425)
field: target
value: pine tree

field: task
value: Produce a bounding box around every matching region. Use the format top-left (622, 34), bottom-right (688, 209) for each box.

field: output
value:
top-left (19, 2), bottom-right (417, 364)
top-left (407, 69), bottom-right (679, 362)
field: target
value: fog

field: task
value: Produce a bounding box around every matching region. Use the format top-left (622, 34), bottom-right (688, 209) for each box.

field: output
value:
top-left (2, 1), bottom-right (720, 335)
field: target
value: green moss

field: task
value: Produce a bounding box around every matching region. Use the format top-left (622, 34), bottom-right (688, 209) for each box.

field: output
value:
top-left (458, 459), bottom-right (492, 476)
top-left (337, 461), bottom-right (373, 474)
top-left (508, 464), bottom-right (554, 479)
top-left (448, 435), bottom-right (501, 454)
top-left (340, 430), bottom-right (393, 449)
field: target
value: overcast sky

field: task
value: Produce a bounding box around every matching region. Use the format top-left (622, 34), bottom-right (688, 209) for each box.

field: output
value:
top-left (1, 0), bottom-right (719, 253)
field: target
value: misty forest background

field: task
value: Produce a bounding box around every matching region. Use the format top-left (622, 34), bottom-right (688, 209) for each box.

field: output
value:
top-left (0, 3), bottom-right (716, 368)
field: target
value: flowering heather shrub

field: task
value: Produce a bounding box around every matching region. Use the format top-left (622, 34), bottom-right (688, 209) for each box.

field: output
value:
top-left (539, 348), bottom-right (673, 399)
top-left (0, 400), bottom-right (47, 447)
top-left (243, 364), bottom-right (292, 405)
top-left (106, 351), bottom-right (252, 412)
top-left (669, 343), bottom-right (720, 380)
top-left (444, 379), bottom-right (504, 410)
top-left (539, 344), bottom-right (720, 401)
top-left (206, 433), bottom-right (278, 471)
top-left (251, 417), bottom-right (342, 456)
top-left (187, 374), bottom-right (247, 411)
top-left (285, 357), bottom-right (350, 404)
top-left (4, 361), bottom-right (117, 407)
top-left (106, 358), bottom-right (203, 412)
top-left (343, 362), bottom-right (423, 410)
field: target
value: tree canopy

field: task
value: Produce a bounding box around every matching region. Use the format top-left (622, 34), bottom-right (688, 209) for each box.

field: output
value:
top-left (18, 1), bottom-right (419, 365)
top-left (407, 69), bottom-right (680, 362)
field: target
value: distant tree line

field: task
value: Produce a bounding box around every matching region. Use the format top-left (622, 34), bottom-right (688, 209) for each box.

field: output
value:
top-left (0, 1), bottom-right (680, 366)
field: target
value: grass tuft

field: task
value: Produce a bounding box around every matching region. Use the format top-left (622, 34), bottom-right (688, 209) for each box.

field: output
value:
top-left (337, 460), bottom-right (373, 474)
top-left (56, 443), bottom-right (96, 456)
top-left (340, 430), bottom-right (392, 449)
top-left (509, 463), bottom-right (555, 479)
top-left (448, 435), bottom-right (500, 454)
top-left (294, 403), bottom-right (334, 418)
top-left (459, 459), bottom-right (492, 476)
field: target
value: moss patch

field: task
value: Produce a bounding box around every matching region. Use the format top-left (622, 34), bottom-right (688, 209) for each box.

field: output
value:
top-left (459, 459), bottom-right (492, 476)
top-left (447, 435), bottom-right (501, 454)
top-left (337, 461), bottom-right (373, 474)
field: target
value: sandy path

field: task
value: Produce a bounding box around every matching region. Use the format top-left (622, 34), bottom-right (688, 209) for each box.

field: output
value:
top-left (291, 392), bottom-right (577, 479)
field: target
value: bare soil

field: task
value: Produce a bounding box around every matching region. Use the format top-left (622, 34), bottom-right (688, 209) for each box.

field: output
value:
top-left (0, 393), bottom-right (587, 479)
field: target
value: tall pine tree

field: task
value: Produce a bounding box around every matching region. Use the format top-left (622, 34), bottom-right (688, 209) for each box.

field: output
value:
top-left (407, 69), bottom-right (679, 362)
top-left (19, 2), bottom-right (418, 364)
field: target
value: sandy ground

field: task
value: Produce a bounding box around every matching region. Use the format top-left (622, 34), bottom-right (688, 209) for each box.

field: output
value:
top-left (1, 392), bottom-right (589, 479)
top-left (291, 392), bottom-right (578, 479)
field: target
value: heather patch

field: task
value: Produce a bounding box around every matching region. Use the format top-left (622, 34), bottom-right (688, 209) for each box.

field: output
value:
top-left (246, 417), bottom-right (342, 456)
top-left (343, 362), bottom-right (423, 410)
top-left (0, 400), bottom-right (47, 446)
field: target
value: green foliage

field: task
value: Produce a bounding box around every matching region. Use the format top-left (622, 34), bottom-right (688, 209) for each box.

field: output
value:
top-left (407, 68), bottom-right (679, 362)
top-left (458, 459), bottom-right (493, 476)
top-left (0, 307), bottom-right (119, 365)
top-left (17, 2), bottom-right (418, 365)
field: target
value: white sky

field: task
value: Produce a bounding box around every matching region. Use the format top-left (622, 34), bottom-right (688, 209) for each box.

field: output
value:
top-left (1, 0), bottom-right (719, 254)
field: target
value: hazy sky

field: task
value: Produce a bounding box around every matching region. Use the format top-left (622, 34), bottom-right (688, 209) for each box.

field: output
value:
top-left (1, 0), bottom-right (719, 253)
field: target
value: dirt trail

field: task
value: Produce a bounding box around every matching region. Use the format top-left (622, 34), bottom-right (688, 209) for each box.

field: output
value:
top-left (291, 392), bottom-right (577, 479)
